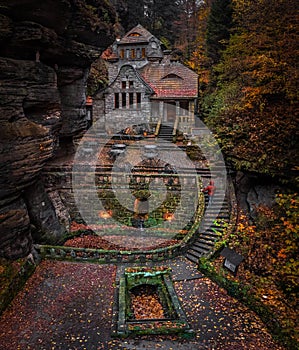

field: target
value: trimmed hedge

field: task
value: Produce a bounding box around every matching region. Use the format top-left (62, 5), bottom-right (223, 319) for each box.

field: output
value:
top-left (0, 260), bottom-right (36, 316)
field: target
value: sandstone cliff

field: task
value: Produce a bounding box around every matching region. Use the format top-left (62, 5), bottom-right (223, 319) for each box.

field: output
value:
top-left (0, 0), bottom-right (116, 259)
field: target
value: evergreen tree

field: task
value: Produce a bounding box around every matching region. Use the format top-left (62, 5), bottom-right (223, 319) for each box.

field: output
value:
top-left (175, 0), bottom-right (205, 59)
top-left (151, 0), bottom-right (181, 43)
top-left (202, 0), bottom-right (298, 178)
top-left (206, 0), bottom-right (232, 64)
top-left (115, 0), bottom-right (145, 33)
top-left (113, 0), bottom-right (181, 45)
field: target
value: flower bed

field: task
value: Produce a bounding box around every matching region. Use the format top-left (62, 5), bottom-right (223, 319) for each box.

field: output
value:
top-left (113, 267), bottom-right (194, 338)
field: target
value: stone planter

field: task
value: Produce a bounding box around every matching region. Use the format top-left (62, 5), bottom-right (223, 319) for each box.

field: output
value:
top-left (114, 267), bottom-right (194, 338)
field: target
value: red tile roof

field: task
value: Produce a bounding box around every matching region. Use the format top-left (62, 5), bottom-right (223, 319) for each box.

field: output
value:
top-left (140, 62), bottom-right (198, 98)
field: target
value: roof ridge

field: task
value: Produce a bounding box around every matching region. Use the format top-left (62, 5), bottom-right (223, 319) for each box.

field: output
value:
top-left (118, 24), bottom-right (155, 44)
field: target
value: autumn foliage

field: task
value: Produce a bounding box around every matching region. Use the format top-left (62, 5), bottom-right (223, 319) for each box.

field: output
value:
top-left (213, 193), bottom-right (299, 343)
top-left (193, 0), bottom-right (299, 179)
top-left (130, 285), bottom-right (165, 320)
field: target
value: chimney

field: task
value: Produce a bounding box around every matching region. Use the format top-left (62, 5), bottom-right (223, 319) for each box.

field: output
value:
top-left (162, 50), bottom-right (172, 64)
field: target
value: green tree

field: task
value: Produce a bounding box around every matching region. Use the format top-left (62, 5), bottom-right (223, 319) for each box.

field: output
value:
top-left (185, 0), bottom-right (212, 86)
top-left (114, 0), bottom-right (181, 44)
top-left (112, 0), bottom-right (145, 33)
top-left (146, 0), bottom-right (181, 43)
top-left (174, 0), bottom-right (205, 59)
top-left (201, 0), bottom-right (299, 179)
top-left (206, 0), bottom-right (232, 64)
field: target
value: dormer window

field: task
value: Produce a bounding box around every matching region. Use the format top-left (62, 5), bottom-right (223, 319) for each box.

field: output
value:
top-left (128, 32), bottom-right (141, 37)
top-left (162, 73), bottom-right (183, 80)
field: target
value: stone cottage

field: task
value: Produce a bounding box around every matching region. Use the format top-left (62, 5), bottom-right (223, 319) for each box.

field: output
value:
top-left (92, 24), bottom-right (198, 135)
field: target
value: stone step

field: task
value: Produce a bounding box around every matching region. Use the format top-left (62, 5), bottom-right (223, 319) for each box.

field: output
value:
top-left (199, 230), bottom-right (221, 238)
top-left (192, 240), bottom-right (214, 250)
top-left (184, 194), bottom-right (230, 264)
top-left (204, 212), bottom-right (229, 219)
top-left (187, 246), bottom-right (208, 256)
top-left (158, 125), bottom-right (174, 141)
top-left (197, 235), bottom-right (218, 243)
top-left (187, 246), bottom-right (208, 258)
top-left (184, 252), bottom-right (202, 264)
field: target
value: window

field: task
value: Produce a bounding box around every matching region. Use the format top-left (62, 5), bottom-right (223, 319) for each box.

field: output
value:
top-left (131, 49), bottom-right (136, 59)
top-left (114, 93), bottom-right (119, 109)
top-left (129, 81), bottom-right (134, 88)
top-left (142, 48), bottom-right (146, 58)
top-left (122, 81), bottom-right (126, 89)
top-left (136, 92), bottom-right (141, 109)
top-left (136, 48), bottom-right (141, 58)
top-left (162, 73), bottom-right (183, 80)
top-left (122, 93), bottom-right (126, 108)
top-left (119, 49), bottom-right (124, 59)
top-left (128, 32), bottom-right (141, 37)
top-left (129, 93), bottom-right (134, 107)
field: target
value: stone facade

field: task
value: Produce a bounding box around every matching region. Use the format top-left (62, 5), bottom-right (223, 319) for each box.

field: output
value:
top-left (95, 64), bottom-right (154, 133)
top-left (93, 24), bottom-right (199, 134)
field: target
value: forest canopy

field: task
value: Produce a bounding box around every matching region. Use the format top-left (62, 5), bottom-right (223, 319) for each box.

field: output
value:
top-left (194, 0), bottom-right (298, 181)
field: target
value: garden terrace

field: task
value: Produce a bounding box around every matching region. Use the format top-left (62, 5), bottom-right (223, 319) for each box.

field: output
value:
top-left (36, 151), bottom-right (214, 261)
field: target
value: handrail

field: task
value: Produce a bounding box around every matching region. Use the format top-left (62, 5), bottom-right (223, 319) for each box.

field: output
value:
top-left (172, 115), bottom-right (179, 137)
top-left (154, 117), bottom-right (162, 137)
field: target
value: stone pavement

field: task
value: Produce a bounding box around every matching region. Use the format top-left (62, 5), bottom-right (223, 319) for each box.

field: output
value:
top-left (116, 255), bottom-right (204, 283)
top-left (0, 257), bottom-right (285, 350)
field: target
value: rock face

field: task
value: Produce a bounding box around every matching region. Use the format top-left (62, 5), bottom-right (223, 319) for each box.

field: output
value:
top-left (234, 172), bottom-right (281, 219)
top-left (0, 1), bottom-right (116, 259)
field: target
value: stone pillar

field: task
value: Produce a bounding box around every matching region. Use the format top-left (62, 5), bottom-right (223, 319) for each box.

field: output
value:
top-left (159, 101), bottom-right (164, 121)
top-left (189, 101), bottom-right (195, 126)
top-left (120, 93), bottom-right (123, 109)
top-left (133, 92), bottom-right (137, 109)
top-left (176, 101), bottom-right (180, 117)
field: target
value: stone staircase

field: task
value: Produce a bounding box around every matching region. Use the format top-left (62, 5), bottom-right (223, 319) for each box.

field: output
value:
top-left (158, 124), bottom-right (174, 142)
top-left (184, 191), bottom-right (230, 264)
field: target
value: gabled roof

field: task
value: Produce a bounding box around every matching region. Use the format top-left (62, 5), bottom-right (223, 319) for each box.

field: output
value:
top-left (109, 64), bottom-right (154, 95)
top-left (118, 24), bottom-right (154, 45)
top-left (140, 62), bottom-right (198, 98)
